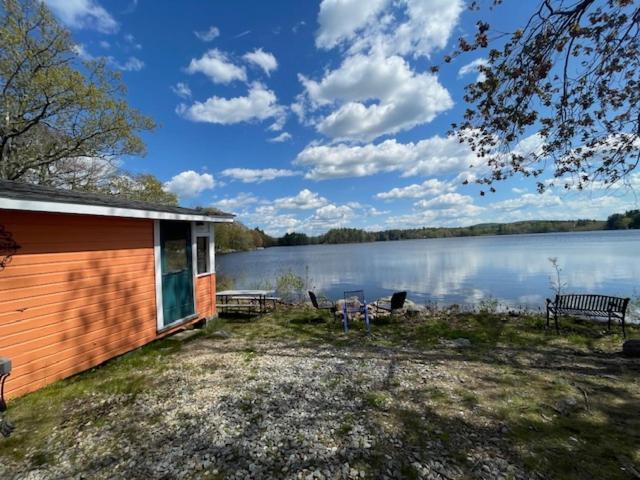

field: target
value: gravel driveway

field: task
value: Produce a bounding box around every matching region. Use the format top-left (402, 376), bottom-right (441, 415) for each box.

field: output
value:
top-left (6, 334), bottom-right (541, 480)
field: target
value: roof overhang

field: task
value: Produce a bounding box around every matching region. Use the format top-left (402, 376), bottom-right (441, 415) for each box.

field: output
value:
top-left (0, 197), bottom-right (234, 223)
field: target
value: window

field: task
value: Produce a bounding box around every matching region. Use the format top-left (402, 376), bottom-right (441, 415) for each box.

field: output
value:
top-left (196, 236), bottom-right (210, 274)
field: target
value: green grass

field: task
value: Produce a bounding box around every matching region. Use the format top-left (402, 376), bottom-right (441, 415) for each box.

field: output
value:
top-left (364, 390), bottom-right (391, 410)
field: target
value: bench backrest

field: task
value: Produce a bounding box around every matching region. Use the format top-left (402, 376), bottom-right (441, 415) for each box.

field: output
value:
top-left (555, 294), bottom-right (629, 313)
top-left (344, 290), bottom-right (365, 314)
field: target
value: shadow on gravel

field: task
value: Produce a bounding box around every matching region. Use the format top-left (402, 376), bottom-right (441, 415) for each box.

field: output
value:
top-left (4, 318), bottom-right (639, 480)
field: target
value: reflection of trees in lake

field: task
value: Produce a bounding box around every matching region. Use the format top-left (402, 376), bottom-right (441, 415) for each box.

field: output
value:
top-left (218, 232), bottom-right (640, 306)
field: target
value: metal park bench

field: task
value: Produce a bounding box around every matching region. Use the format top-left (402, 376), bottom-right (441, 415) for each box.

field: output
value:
top-left (546, 294), bottom-right (630, 337)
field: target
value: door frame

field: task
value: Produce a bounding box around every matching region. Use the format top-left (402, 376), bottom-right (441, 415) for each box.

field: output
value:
top-left (153, 220), bottom-right (199, 332)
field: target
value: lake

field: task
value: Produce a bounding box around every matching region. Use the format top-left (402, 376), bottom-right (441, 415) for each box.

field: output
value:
top-left (216, 230), bottom-right (640, 310)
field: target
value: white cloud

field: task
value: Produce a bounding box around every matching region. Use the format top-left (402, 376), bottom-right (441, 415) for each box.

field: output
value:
top-left (163, 171), bottom-right (215, 198)
top-left (290, 98), bottom-right (307, 124)
top-left (178, 83), bottom-right (284, 125)
top-left (267, 114), bottom-right (287, 132)
top-left (485, 189), bottom-right (638, 224)
top-left (123, 33), bottom-right (142, 50)
top-left (299, 53), bottom-right (452, 141)
top-left (73, 45), bottom-right (143, 71)
top-left (376, 179), bottom-right (454, 200)
top-left (212, 193), bottom-right (259, 212)
top-left (414, 192), bottom-right (475, 210)
top-left (292, 20), bottom-right (306, 34)
top-left (316, 0), bottom-right (390, 50)
top-left (240, 205), bottom-right (303, 236)
top-left (171, 82), bottom-right (192, 99)
top-left (73, 43), bottom-right (94, 60)
top-left (220, 168), bottom-right (299, 183)
top-left (268, 132), bottom-right (292, 143)
top-left (243, 48), bottom-right (278, 76)
top-left (491, 191), bottom-right (564, 213)
top-left (295, 134), bottom-right (477, 180)
top-left (186, 49), bottom-right (246, 84)
top-left (306, 204), bottom-right (354, 230)
top-left (44, 0), bottom-right (118, 33)
top-left (315, 0), bottom-right (463, 58)
top-left (274, 189), bottom-right (328, 210)
top-left (99, 40), bottom-right (110, 49)
top-left (194, 26), bottom-right (220, 42)
top-left (111, 56), bottom-right (144, 71)
top-left (389, 195), bottom-right (484, 228)
top-left (458, 58), bottom-right (489, 82)
top-left (122, 0), bottom-right (138, 14)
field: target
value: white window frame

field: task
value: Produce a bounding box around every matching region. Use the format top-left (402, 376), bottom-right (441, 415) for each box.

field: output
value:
top-left (194, 222), bottom-right (215, 277)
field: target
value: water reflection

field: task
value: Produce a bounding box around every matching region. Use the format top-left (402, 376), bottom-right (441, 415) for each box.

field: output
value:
top-left (217, 230), bottom-right (640, 308)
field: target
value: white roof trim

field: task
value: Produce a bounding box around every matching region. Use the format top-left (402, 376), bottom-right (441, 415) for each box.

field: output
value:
top-left (0, 197), bottom-right (234, 223)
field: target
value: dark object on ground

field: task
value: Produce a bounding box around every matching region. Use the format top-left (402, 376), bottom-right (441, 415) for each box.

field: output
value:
top-left (0, 417), bottom-right (14, 437)
top-left (376, 291), bottom-right (407, 313)
top-left (308, 291), bottom-right (337, 320)
top-left (623, 339), bottom-right (640, 357)
top-left (546, 294), bottom-right (630, 337)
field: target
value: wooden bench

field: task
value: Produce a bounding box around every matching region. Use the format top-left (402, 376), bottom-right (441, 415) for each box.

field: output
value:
top-left (546, 294), bottom-right (630, 337)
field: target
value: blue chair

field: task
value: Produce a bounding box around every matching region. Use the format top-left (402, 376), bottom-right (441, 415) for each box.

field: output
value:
top-left (342, 290), bottom-right (370, 333)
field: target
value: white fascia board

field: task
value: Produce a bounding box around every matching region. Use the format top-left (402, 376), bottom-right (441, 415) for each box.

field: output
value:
top-left (0, 197), bottom-right (234, 223)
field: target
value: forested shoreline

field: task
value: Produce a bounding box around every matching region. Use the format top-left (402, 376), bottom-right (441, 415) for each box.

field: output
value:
top-left (213, 211), bottom-right (640, 253)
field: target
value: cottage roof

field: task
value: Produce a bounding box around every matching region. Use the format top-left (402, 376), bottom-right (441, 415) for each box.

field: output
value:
top-left (0, 180), bottom-right (234, 222)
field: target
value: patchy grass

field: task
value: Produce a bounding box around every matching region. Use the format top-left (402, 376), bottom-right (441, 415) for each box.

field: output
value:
top-left (215, 308), bottom-right (635, 354)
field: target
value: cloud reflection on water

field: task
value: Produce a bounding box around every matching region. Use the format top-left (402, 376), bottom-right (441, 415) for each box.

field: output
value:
top-left (217, 231), bottom-right (640, 308)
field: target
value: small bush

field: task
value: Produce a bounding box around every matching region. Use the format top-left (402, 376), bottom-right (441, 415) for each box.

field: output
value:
top-left (275, 271), bottom-right (306, 303)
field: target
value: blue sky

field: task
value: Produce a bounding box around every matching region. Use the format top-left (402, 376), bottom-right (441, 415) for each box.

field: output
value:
top-left (44, 0), bottom-right (639, 235)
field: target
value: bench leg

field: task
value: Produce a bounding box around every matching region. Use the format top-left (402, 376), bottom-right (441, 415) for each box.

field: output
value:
top-left (554, 311), bottom-right (559, 335)
top-left (622, 316), bottom-right (626, 339)
top-left (607, 312), bottom-right (611, 332)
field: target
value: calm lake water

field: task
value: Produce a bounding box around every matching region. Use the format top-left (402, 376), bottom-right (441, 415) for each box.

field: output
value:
top-left (217, 230), bottom-right (640, 310)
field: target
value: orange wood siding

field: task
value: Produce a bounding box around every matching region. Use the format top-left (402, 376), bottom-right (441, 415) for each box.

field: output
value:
top-left (195, 273), bottom-right (216, 318)
top-left (0, 210), bottom-right (207, 399)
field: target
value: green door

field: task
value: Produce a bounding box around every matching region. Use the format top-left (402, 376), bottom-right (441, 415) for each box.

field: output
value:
top-left (160, 221), bottom-right (195, 326)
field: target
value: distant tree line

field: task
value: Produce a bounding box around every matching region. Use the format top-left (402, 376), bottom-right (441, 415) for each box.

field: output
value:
top-left (214, 218), bottom-right (615, 252)
top-left (276, 220), bottom-right (606, 247)
top-left (606, 210), bottom-right (640, 230)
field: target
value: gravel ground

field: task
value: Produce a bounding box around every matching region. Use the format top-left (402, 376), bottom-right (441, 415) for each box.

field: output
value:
top-left (2, 333), bottom-right (548, 480)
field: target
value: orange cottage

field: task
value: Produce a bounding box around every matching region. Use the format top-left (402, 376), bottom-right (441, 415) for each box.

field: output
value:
top-left (0, 181), bottom-right (234, 399)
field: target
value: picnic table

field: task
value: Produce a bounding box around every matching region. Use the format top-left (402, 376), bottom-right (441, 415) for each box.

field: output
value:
top-left (216, 289), bottom-right (277, 315)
